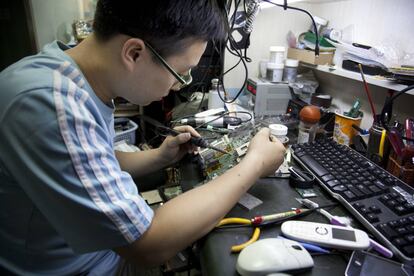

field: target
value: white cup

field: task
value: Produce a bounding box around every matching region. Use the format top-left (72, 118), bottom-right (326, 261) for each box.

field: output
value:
top-left (259, 60), bottom-right (268, 78)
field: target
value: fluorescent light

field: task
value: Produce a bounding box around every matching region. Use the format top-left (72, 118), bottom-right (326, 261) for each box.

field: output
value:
top-left (260, 0), bottom-right (305, 9)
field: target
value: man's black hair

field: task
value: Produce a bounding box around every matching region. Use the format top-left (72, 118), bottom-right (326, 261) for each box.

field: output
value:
top-left (93, 0), bottom-right (227, 57)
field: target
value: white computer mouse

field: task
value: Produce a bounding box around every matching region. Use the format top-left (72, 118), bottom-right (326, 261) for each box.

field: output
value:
top-left (236, 238), bottom-right (314, 276)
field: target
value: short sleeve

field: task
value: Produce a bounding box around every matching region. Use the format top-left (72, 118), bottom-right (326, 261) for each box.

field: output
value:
top-left (0, 76), bottom-right (153, 253)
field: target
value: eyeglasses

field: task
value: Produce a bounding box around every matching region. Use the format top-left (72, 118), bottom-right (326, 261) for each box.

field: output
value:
top-left (144, 42), bottom-right (192, 90)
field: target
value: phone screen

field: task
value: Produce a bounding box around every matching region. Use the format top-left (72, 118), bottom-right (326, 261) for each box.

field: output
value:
top-left (346, 250), bottom-right (412, 276)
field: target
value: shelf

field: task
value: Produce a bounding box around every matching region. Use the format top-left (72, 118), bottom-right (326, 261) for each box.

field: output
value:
top-left (302, 64), bottom-right (412, 94)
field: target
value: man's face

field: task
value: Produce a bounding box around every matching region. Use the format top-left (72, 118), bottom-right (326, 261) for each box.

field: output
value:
top-left (122, 40), bottom-right (207, 106)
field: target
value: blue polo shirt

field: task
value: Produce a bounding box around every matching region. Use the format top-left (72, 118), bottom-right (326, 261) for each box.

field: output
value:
top-left (0, 41), bottom-right (154, 275)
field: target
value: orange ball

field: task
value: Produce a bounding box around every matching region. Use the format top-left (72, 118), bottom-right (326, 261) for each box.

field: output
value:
top-left (299, 105), bottom-right (321, 124)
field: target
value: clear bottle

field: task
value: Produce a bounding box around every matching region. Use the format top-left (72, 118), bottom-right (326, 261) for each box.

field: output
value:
top-left (297, 106), bottom-right (321, 144)
top-left (208, 79), bottom-right (224, 109)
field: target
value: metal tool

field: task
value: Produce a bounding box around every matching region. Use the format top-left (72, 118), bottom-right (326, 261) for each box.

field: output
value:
top-left (216, 208), bottom-right (309, 253)
top-left (165, 128), bottom-right (229, 154)
top-left (140, 115), bottom-right (229, 155)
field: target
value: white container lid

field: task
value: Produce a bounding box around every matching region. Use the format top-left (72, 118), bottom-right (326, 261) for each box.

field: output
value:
top-left (269, 46), bottom-right (285, 52)
top-left (285, 59), bottom-right (299, 67)
top-left (313, 16), bottom-right (328, 27)
top-left (267, 62), bottom-right (284, 70)
top-left (269, 124), bottom-right (288, 136)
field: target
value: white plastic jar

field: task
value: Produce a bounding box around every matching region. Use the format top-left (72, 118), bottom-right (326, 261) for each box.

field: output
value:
top-left (269, 124), bottom-right (289, 145)
top-left (269, 46), bottom-right (285, 64)
top-left (283, 59), bottom-right (299, 82)
top-left (266, 63), bottom-right (284, 82)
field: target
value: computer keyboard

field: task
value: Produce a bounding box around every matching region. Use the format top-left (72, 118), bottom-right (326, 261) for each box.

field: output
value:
top-left (292, 138), bottom-right (414, 263)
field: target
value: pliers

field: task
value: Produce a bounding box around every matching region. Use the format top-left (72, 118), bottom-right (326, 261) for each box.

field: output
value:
top-left (216, 217), bottom-right (261, 253)
top-left (216, 208), bottom-right (308, 253)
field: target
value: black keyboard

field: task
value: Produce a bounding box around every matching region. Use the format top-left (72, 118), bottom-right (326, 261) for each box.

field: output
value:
top-left (292, 139), bottom-right (414, 263)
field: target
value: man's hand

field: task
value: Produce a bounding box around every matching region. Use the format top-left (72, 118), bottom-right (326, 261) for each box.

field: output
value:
top-left (158, 125), bottom-right (201, 166)
top-left (246, 128), bottom-right (286, 177)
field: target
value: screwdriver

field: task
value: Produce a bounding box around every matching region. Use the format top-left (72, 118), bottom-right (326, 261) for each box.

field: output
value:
top-left (138, 115), bottom-right (229, 155)
top-left (167, 128), bottom-right (229, 155)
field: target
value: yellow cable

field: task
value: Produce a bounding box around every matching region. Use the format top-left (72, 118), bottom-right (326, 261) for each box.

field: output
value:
top-left (379, 129), bottom-right (386, 158)
top-left (231, 227), bottom-right (261, 253)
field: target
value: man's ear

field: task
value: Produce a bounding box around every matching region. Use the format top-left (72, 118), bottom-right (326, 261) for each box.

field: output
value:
top-left (121, 38), bottom-right (145, 71)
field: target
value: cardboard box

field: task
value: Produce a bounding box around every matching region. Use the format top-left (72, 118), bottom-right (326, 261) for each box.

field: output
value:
top-left (287, 48), bottom-right (334, 65)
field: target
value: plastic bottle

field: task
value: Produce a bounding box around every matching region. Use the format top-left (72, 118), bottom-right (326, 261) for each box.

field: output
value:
top-left (208, 78), bottom-right (224, 109)
top-left (297, 106), bottom-right (321, 144)
top-left (269, 46), bottom-right (285, 64)
top-left (266, 63), bottom-right (284, 82)
top-left (283, 59), bottom-right (299, 82)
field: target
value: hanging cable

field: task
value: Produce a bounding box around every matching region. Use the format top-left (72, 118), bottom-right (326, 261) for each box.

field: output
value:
top-left (217, 0), bottom-right (320, 105)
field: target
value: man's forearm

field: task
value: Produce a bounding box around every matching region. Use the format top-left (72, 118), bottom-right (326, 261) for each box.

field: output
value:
top-left (114, 152), bottom-right (264, 266)
top-left (115, 149), bottom-right (169, 178)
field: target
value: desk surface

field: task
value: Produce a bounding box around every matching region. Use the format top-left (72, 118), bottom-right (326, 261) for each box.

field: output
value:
top-left (197, 177), bottom-right (353, 275)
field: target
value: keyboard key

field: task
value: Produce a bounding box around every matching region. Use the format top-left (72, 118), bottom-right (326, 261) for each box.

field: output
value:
top-left (374, 181), bottom-right (387, 190)
top-left (353, 202), bottom-right (365, 210)
top-left (332, 185), bottom-right (347, 192)
top-left (366, 214), bottom-right (379, 223)
top-left (347, 186), bottom-right (364, 199)
top-left (356, 184), bottom-right (371, 196)
top-left (327, 179), bottom-right (341, 188)
top-left (393, 238), bottom-right (408, 247)
top-left (388, 221), bottom-right (400, 228)
top-left (402, 245), bottom-right (414, 256)
top-left (377, 223), bottom-right (397, 239)
top-left (300, 155), bottom-right (329, 177)
top-left (343, 190), bottom-right (356, 201)
top-left (369, 205), bottom-right (381, 214)
top-left (322, 174), bottom-right (335, 182)
top-left (394, 205), bottom-right (408, 215)
top-left (387, 200), bottom-right (397, 207)
top-left (396, 197), bottom-right (406, 204)
top-left (379, 194), bottom-right (391, 202)
top-left (406, 225), bottom-right (414, 233)
top-left (390, 192), bottom-right (399, 198)
top-left (368, 185), bottom-right (381, 194)
top-left (406, 234), bottom-right (414, 243)
top-left (396, 227), bottom-right (409, 235)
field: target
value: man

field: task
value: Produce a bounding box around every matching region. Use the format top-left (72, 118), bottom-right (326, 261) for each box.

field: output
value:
top-left (0, 0), bottom-right (285, 274)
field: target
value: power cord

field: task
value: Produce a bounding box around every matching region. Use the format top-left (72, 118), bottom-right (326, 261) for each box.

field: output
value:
top-left (261, 0), bottom-right (320, 57)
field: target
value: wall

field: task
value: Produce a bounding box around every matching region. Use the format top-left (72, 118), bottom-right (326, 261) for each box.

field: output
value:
top-left (29, 0), bottom-right (96, 50)
top-left (308, 0), bottom-right (414, 53)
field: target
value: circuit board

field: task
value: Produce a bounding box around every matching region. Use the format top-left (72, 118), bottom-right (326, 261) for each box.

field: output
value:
top-left (198, 125), bottom-right (256, 181)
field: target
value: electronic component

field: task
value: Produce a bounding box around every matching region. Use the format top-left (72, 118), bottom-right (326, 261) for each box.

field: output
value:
top-left (281, 220), bottom-right (370, 250)
top-left (245, 78), bottom-right (292, 116)
top-left (295, 188), bottom-right (317, 198)
top-left (198, 130), bottom-right (254, 180)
